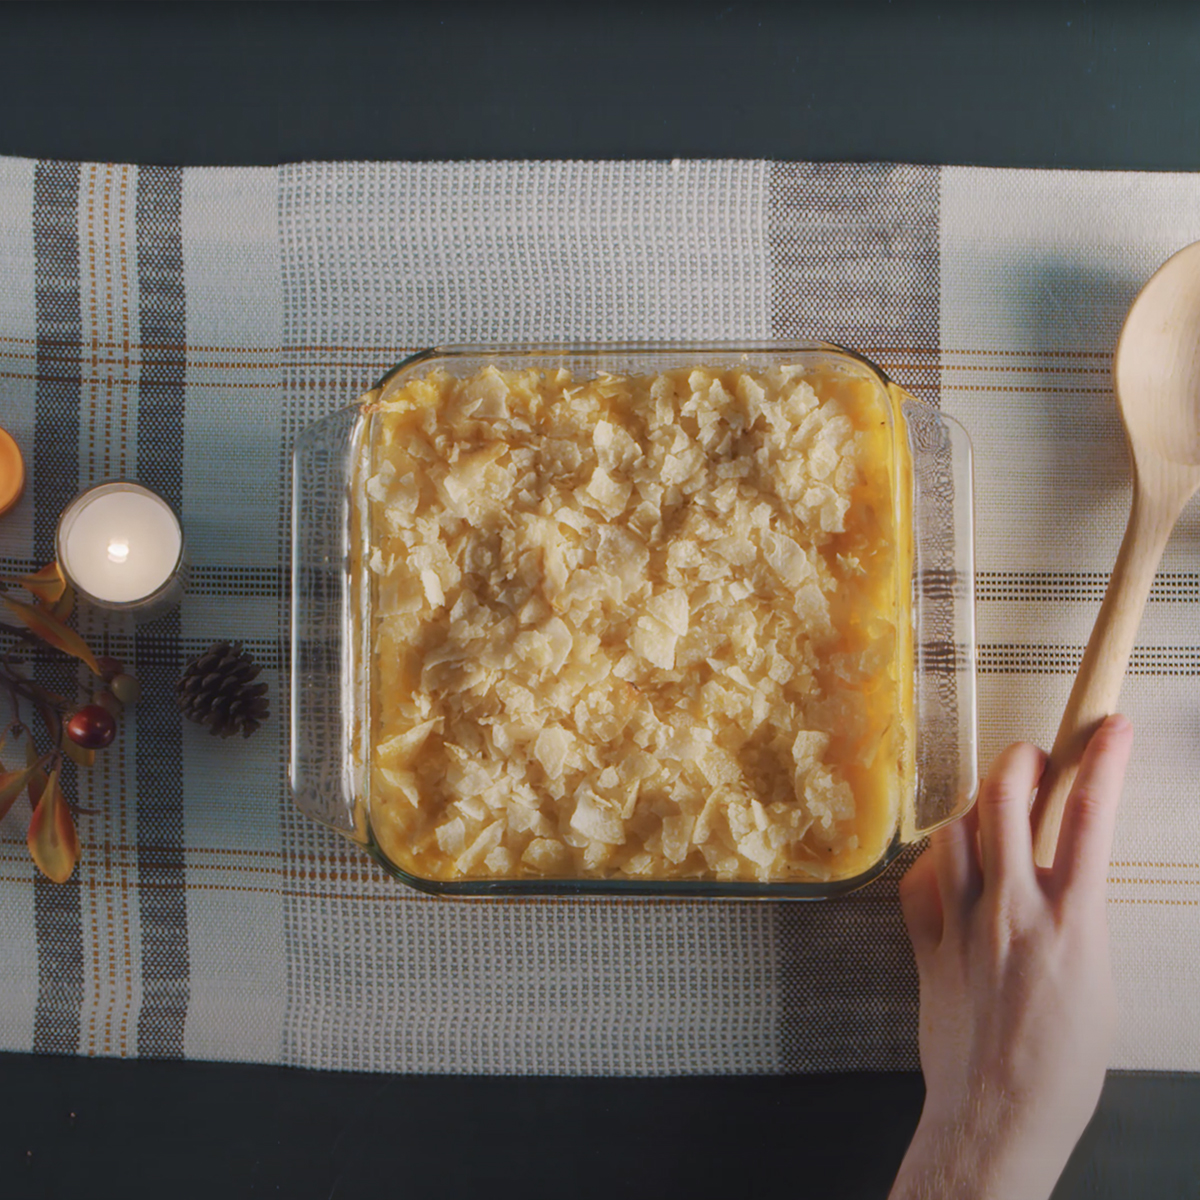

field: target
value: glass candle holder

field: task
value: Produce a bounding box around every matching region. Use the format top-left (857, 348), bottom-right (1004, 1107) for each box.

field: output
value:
top-left (56, 481), bottom-right (187, 619)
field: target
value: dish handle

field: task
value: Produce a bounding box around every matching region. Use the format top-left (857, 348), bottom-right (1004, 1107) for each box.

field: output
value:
top-left (289, 402), bottom-right (372, 842)
top-left (897, 391), bottom-right (979, 842)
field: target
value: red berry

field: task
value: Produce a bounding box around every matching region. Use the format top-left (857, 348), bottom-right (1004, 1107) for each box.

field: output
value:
top-left (91, 689), bottom-right (123, 718)
top-left (94, 656), bottom-right (124, 684)
top-left (66, 705), bottom-right (117, 750)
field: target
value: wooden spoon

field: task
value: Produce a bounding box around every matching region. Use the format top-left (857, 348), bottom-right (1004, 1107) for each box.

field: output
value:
top-left (1032, 240), bottom-right (1200, 869)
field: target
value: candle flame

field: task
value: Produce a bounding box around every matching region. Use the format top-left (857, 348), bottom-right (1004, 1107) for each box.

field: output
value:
top-left (107, 541), bottom-right (130, 564)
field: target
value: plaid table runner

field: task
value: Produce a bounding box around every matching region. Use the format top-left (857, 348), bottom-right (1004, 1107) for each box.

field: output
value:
top-left (0, 157), bottom-right (1198, 1075)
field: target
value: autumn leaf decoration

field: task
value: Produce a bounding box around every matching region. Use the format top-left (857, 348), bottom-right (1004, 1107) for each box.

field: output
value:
top-left (17, 562), bottom-right (68, 607)
top-left (0, 561), bottom-right (135, 883)
top-left (26, 761), bottom-right (79, 884)
top-left (0, 739), bottom-right (42, 825)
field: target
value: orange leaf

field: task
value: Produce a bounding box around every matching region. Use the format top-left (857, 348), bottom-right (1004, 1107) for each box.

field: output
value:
top-left (0, 762), bottom-right (37, 823)
top-left (61, 735), bottom-right (95, 769)
top-left (24, 737), bottom-right (48, 806)
top-left (51, 584), bottom-right (76, 622)
top-left (19, 562), bottom-right (67, 607)
top-left (1, 596), bottom-right (100, 675)
top-left (35, 700), bottom-right (61, 748)
top-left (27, 762), bottom-right (79, 883)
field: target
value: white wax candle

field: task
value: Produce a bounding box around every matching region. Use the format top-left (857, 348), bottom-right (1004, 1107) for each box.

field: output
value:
top-left (57, 483), bottom-right (183, 605)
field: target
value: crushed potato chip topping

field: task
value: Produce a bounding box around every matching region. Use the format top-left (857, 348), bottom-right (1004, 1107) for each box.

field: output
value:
top-left (365, 364), bottom-right (906, 883)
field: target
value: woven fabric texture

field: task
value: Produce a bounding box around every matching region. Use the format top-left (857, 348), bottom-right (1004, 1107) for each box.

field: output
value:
top-left (0, 158), bottom-right (1197, 1074)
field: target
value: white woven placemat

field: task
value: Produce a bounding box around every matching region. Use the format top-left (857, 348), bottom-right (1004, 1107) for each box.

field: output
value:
top-left (0, 158), bottom-right (1196, 1074)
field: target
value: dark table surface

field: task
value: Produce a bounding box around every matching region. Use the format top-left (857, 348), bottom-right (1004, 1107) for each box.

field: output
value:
top-left (2, 3), bottom-right (1200, 1198)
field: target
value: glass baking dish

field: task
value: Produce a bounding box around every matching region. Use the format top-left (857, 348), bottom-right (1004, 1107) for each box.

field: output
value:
top-left (289, 342), bottom-right (977, 898)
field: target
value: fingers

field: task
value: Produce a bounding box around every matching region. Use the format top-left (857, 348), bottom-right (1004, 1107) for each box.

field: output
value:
top-left (1054, 714), bottom-right (1134, 901)
top-left (976, 741), bottom-right (1047, 895)
top-left (930, 801), bottom-right (982, 923)
top-left (899, 848), bottom-right (942, 958)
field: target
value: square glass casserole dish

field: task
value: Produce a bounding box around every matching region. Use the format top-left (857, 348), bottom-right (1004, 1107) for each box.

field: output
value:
top-left (289, 342), bottom-right (977, 898)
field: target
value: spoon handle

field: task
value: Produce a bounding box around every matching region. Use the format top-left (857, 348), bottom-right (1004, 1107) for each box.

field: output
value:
top-left (1031, 485), bottom-right (1175, 869)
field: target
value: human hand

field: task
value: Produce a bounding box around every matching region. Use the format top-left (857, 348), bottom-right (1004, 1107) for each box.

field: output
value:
top-left (888, 714), bottom-right (1134, 1200)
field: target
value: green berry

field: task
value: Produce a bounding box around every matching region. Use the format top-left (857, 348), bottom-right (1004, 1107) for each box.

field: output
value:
top-left (110, 673), bottom-right (141, 706)
top-left (94, 656), bottom-right (123, 684)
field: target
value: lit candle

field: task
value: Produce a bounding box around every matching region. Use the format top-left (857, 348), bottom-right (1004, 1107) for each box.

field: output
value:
top-left (56, 481), bottom-right (186, 615)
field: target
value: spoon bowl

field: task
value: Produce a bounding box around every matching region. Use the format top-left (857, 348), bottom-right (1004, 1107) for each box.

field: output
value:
top-left (1114, 240), bottom-right (1200, 469)
top-left (1032, 240), bottom-right (1200, 867)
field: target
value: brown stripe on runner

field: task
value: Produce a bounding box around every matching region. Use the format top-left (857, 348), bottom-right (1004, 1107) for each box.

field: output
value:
top-left (977, 570), bottom-right (1200, 605)
top-left (9, 559), bottom-right (1200, 608)
top-left (31, 160), bottom-right (85, 1057)
top-left (133, 164), bottom-right (190, 1059)
top-left (980, 644), bottom-right (1200, 676)
top-left (770, 164), bottom-right (941, 1072)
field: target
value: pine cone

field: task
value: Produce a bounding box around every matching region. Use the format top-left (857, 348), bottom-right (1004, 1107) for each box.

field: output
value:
top-left (175, 640), bottom-right (269, 739)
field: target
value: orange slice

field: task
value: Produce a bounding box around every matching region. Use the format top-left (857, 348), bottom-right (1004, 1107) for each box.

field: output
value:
top-left (0, 428), bottom-right (25, 516)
